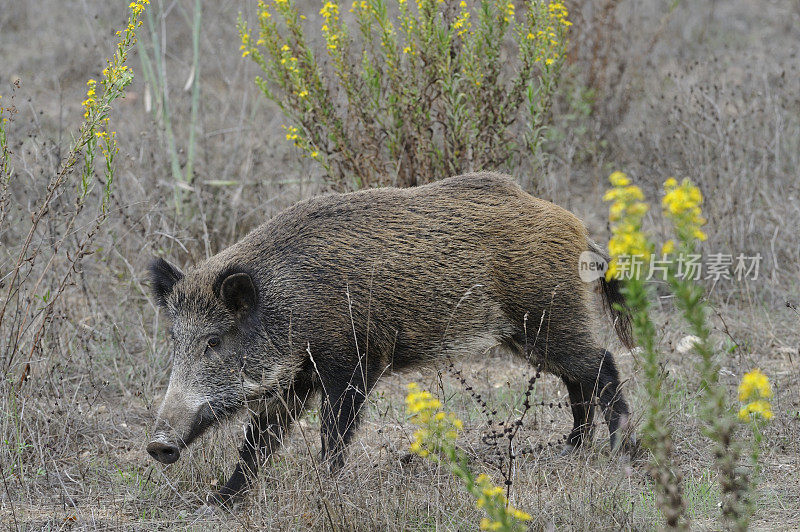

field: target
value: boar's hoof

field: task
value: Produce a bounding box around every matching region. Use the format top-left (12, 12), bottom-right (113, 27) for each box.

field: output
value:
top-left (204, 491), bottom-right (246, 513)
top-left (192, 503), bottom-right (223, 521)
top-left (617, 433), bottom-right (642, 463)
top-left (559, 442), bottom-right (579, 457)
top-left (146, 441), bottom-right (180, 464)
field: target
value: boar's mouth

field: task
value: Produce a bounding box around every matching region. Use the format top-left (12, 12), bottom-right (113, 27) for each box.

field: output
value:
top-left (179, 402), bottom-right (218, 448)
top-left (147, 402), bottom-right (222, 464)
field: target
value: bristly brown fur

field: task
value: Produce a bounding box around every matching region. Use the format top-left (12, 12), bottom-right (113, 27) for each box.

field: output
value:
top-left (148, 172), bottom-right (636, 504)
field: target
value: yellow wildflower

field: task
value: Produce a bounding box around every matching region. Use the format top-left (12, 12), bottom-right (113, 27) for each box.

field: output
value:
top-left (453, 7), bottom-right (471, 37)
top-left (512, 508), bottom-right (532, 520)
top-left (405, 385), bottom-right (531, 529)
top-left (504, 1), bottom-right (515, 22)
top-left (405, 383), bottom-right (463, 457)
top-left (738, 369), bottom-right (772, 402)
top-left (609, 170), bottom-right (631, 187)
top-left (738, 369), bottom-right (774, 421)
top-left (738, 400), bottom-right (773, 421)
top-left (662, 177), bottom-right (707, 243)
top-left (603, 172), bottom-right (652, 279)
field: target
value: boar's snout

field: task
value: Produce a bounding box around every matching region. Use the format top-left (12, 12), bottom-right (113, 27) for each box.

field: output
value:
top-left (146, 376), bottom-right (212, 465)
top-left (146, 440), bottom-right (180, 464)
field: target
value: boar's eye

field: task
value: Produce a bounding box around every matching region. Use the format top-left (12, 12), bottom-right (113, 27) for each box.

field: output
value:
top-left (207, 336), bottom-right (221, 349)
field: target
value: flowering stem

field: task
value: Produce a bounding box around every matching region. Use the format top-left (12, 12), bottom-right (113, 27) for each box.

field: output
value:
top-left (405, 383), bottom-right (530, 531)
top-left (661, 178), bottom-right (754, 531)
top-left (604, 171), bottom-right (688, 529)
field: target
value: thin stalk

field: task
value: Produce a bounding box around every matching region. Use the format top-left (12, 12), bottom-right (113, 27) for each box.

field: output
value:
top-left (185, 0), bottom-right (201, 184)
top-left (140, 3), bottom-right (183, 214)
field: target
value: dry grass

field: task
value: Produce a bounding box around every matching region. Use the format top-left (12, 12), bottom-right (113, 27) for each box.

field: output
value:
top-left (1, 0), bottom-right (799, 530)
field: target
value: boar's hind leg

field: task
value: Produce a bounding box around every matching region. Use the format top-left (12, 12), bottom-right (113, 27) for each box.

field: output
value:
top-left (596, 349), bottom-right (632, 453)
top-left (567, 349), bottom-right (632, 454)
top-left (561, 375), bottom-right (596, 452)
top-left (214, 383), bottom-right (311, 505)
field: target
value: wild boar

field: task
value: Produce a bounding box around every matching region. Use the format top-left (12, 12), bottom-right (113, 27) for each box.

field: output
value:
top-left (145, 172), bottom-right (635, 505)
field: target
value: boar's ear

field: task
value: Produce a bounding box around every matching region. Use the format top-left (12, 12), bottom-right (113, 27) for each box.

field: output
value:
top-left (149, 258), bottom-right (184, 307)
top-left (216, 269), bottom-right (258, 318)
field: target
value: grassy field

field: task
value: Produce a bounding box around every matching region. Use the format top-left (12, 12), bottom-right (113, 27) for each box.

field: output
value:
top-left (1, 0), bottom-right (799, 530)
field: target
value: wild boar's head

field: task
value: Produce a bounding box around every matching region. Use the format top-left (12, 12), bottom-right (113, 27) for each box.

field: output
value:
top-left (145, 257), bottom-right (283, 465)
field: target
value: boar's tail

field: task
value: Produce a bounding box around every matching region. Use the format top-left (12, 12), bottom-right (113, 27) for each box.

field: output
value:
top-left (588, 240), bottom-right (635, 350)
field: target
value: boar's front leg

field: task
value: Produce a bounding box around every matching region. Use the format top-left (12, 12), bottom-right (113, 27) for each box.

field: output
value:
top-left (212, 383), bottom-right (311, 506)
top-left (319, 376), bottom-right (369, 472)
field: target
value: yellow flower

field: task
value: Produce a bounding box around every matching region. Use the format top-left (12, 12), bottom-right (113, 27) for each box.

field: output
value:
top-left (512, 508), bottom-right (532, 521)
top-left (604, 172), bottom-right (652, 280)
top-left (482, 485), bottom-right (504, 497)
top-left (738, 369), bottom-right (772, 402)
top-left (453, 8), bottom-right (471, 37)
top-left (503, 1), bottom-right (515, 22)
top-left (479, 517), bottom-right (502, 529)
top-left (738, 369), bottom-right (774, 422)
top-left (661, 239), bottom-right (675, 255)
top-left (609, 170), bottom-right (630, 187)
top-left (405, 383), bottom-right (464, 452)
top-left (662, 177), bottom-right (706, 244)
top-left (404, 385), bottom-right (531, 527)
top-left (738, 400), bottom-right (773, 421)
